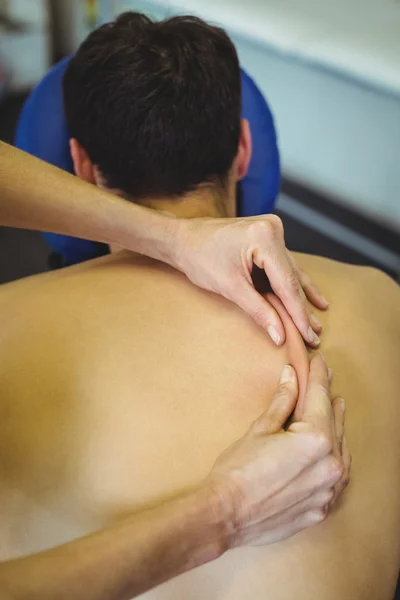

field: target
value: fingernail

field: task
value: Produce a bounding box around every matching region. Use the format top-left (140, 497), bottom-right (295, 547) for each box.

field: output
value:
top-left (328, 368), bottom-right (333, 382)
top-left (320, 295), bottom-right (329, 307)
top-left (308, 327), bottom-right (320, 346)
top-left (339, 398), bottom-right (346, 413)
top-left (280, 365), bottom-right (293, 384)
top-left (267, 326), bottom-right (281, 346)
top-left (310, 313), bottom-right (322, 329)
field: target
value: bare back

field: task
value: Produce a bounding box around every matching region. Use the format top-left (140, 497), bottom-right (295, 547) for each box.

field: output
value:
top-left (0, 251), bottom-right (399, 599)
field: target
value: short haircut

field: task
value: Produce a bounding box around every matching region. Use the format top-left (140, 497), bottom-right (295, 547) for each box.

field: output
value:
top-left (63, 12), bottom-right (242, 201)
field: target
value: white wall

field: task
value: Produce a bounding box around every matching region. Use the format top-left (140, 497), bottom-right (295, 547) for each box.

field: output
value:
top-left (0, 0), bottom-right (50, 90)
top-left (233, 38), bottom-right (400, 228)
top-left (3, 0), bottom-right (49, 26)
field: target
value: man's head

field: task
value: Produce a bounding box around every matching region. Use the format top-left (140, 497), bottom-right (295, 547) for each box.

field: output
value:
top-left (63, 11), bottom-right (251, 218)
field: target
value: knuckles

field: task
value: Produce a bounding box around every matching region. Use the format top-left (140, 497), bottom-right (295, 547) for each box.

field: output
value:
top-left (306, 431), bottom-right (332, 458)
top-left (249, 220), bottom-right (274, 242)
top-left (342, 475), bottom-right (351, 489)
top-left (325, 456), bottom-right (344, 484)
top-left (267, 214), bottom-right (284, 234)
top-left (316, 487), bottom-right (335, 508)
top-left (309, 508), bottom-right (327, 524)
top-left (249, 216), bottom-right (284, 242)
top-left (319, 488), bottom-right (335, 507)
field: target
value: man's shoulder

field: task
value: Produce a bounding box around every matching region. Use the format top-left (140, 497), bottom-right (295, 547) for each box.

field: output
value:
top-left (294, 252), bottom-right (399, 320)
top-left (294, 252), bottom-right (396, 288)
top-left (356, 265), bottom-right (400, 327)
top-left (0, 255), bottom-right (111, 314)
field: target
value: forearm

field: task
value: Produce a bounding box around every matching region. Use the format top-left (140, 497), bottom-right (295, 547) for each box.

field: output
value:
top-left (0, 485), bottom-right (228, 600)
top-left (0, 142), bottom-right (178, 265)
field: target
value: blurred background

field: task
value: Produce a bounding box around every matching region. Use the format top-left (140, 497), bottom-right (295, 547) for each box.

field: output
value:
top-left (0, 0), bottom-right (399, 286)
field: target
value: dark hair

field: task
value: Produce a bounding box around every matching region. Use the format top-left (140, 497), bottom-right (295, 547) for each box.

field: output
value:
top-left (63, 12), bottom-right (241, 201)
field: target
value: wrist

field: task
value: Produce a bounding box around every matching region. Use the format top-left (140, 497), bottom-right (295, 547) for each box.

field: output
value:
top-left (167, 217), bottom-right (191, 273)
top-left (168, 217), bottom-right (211, 276)
top-left (199, 478), bottom-right (238, 554)
top-left (148, 212), bottom-right (182, 268)
top-left (111, 201), bottom-right (180, 266)
top-left (181, 482), bottom-right (232, 568)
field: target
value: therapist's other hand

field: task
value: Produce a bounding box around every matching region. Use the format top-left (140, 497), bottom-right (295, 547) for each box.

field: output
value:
top-left (175, 215), bottom-right (328, 346)
top-left (206, 355), bottom-right (351, 548)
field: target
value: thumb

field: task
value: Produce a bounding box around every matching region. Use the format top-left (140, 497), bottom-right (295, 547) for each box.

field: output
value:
top-left (253, 365), bottom-right (299, 435)
top-left (232, 280), bottom-right (285, 346)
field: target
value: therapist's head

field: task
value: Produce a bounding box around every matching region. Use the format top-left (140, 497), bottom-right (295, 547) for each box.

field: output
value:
top-left (63, 11), bottom-right (251, 218)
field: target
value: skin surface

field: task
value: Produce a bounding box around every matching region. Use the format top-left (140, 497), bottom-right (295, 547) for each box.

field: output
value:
top-left (0, 358), bottom-right (346, 600)
top-left (0, 141), bottom-right (327, 346)
top-left (0, 249), bottom-right (398, 599)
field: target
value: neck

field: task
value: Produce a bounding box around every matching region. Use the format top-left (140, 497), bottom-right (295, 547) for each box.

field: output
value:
top-left (139, 179), bottom-right (236, 219)
top-left (95, 159), bottom-right (237, 219)
top-left (144, 193), bottom-right (222, 219)
top-left (106, 182), bottom-right (236, 254)
top-left (101, 178), bottom-right (236, 220)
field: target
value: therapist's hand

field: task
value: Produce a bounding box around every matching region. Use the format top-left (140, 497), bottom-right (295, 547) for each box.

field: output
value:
top-left (206, 355), bottom-right (351, 548)
top-left (175, 215), bottom-right (328, 346)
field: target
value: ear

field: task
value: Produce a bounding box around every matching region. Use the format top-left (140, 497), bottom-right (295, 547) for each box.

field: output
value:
top-left (235, 119), bottom-right (252, 181)
top-left (69, 138), bottom-right (96, 184)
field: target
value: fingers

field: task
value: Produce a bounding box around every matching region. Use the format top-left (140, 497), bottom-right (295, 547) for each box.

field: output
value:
top-left (183, 214), bottom-right (328, 348)
top-left (332, 397), bottom-right (345, 453)
top-left (296, 265), bottom-right (329, 311)
top-left (265, 452), bottom-right (344, 518)
top-left (253, 365), bottom-right (299, 435)
top-left (342, 436), bottom-right (351, 485)
top-left (240, 454), bottom-right (342, 547)
top-left (288, 259), bottom-right (325, 340)
top-left (285, 487), bottom-right (334, 519)
top-left (240, 217), bottom-right (315, 345)
top-left (275, 507), bottom-right (328, 541)
top-left (329, 435), bottom-right (351, 506)
top-left (289, 354), bottom-right (332, 438)
top-left (290, 358), bottom-right (351, 510)
top-left (246, 503), bottom-right (328, 547)
top-left (225, 216), bottom-right (327, 347)
top-left (233, 279), bottom-right (286, 346)
top-left (287, 255), bottom-right (325, 337)
top-left (329, 397), bottom-right (341, 479)
top-left (330, 399), bottom-right (351, 506)
top-left (255, 242), bottom-right (321, 347)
